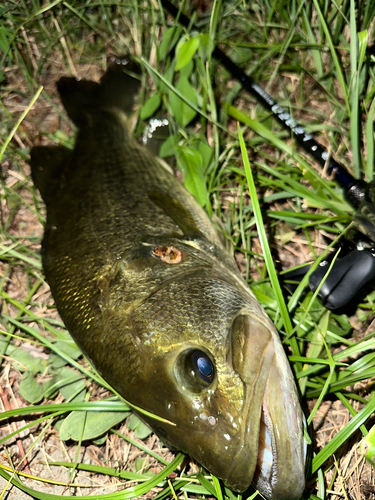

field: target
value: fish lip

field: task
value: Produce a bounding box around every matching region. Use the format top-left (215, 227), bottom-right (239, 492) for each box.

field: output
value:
top-left (221, 313), bottom-right (306, 497)
top-left (253, 356), bottom-right (306, 500)
top-left (224, 315), bottom-right (277, 491)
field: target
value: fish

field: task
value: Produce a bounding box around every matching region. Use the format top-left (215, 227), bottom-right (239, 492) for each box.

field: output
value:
top-left (30, 56), bottom-right (306, 499)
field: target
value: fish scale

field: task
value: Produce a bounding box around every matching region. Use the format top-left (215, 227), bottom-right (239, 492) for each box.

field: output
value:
top-left (30, 57), bottom-right (306, 499)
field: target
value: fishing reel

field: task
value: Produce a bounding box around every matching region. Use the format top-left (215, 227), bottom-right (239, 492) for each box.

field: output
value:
top-left (284, 179), bottom-right (375, 310)
top-left (160, 0), bottom-right (375, 312)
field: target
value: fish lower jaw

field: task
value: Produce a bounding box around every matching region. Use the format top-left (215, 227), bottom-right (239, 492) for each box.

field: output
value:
top-left (254, 406), bottom-right (274, 498)
top-left (254, 402), bottom-right (306, 500)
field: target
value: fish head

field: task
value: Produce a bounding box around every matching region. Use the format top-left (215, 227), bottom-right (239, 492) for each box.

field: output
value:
top-left (123, 275), bottom-right (306, 499)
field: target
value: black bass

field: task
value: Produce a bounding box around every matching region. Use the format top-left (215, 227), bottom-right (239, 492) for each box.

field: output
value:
top-left (30, 57), bottom-right (306, 499)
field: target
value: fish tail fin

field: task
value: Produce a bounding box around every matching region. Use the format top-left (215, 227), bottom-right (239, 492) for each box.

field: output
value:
top-left (57, 55), bottom-right (142, 127)
top-left (30, 57), bottom-right (141, 203)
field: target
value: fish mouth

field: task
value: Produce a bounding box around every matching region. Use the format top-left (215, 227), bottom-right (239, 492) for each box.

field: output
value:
top-left (228, 314), bottom-right (306, 498)
top-left (253, 339), bottom-right (306, 500)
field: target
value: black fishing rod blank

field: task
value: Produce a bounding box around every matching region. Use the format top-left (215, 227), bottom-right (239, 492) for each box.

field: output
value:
top-left (160, 0), bottom-right (367, 209)
top-left (160, 0), bottom-right (375, 309)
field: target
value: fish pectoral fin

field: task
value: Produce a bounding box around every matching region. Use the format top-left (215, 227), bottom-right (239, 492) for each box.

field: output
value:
top-left (30, 145), bottom-right (73, 203)
top-left (148, 190), bottom-right (203, 240)
top-left (211, 214), bottom-right (234, 256)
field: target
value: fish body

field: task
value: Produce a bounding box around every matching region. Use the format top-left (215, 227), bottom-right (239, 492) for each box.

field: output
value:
top-left (30, 58), bottom-right (306, 499)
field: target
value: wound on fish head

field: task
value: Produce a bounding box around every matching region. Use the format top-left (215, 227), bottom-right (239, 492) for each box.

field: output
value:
top-left (151, 245), bottom-right (183, 264)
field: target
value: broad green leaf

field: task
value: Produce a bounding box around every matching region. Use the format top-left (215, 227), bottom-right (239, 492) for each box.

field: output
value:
top-left (361, 424), bottom-right (375, 466)
top-left (49, 353), bottom-right (69, 369)
top-left (198, 33), bottom-right (210, 58)
top-left (54, 366), bottom-right (86, 402)
top-left (92, 434), bottom-right (107, 445)
top-left (158, 26), bottom-right (183, 61)
top-left (175, 37), bottom-right (200, 71)
top-left (156, 64), bottom-right (174, 95)
top-left (198, 140), bottom-right (213, 170)
top-left (251, 282), bottom-right (278, 310)
top-left (169, 77), bottom-right (197, 127)
top-left (19, 372), bottom-right (57, 403)
top-left (0, 27), bottom-right (10, 56)
top-left (179, 59), bottom-right (194, 80)
top-left (18, 366), bottom-right (85, 404)
top-left (160, 134), bottom-right (180, 157)
top-left (52, 338), bottom-right (81, 360)
top-left (176, 146), bottom-right (206, 206)
top-left (9, 347), bottom-right (46, 373)
top-left (0, 334), bottom-right (10, 356)
top-left (127, 413), bottom-right (153, 440)
top-left (135, 457), bottom-right (149, 472)
top-left (358, 30), bottom-right (368, 71)
top-left (140, 93), bottom-right (161, 120)
top-left (59, 410), bottom-right (129, 441)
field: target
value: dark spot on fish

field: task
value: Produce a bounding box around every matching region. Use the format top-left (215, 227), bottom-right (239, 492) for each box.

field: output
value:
top-left (155, 426), bottom-right (168, 441)
top-left (151, 246), bottom-right (182, 264)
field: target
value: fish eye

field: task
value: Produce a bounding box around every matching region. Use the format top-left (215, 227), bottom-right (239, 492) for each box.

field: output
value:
top-left (175, 348), bottom-right (215, 393)
top-left (191, 350), bottom-right (214, 383)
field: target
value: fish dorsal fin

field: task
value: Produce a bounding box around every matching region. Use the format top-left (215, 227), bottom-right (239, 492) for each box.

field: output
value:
top-left (211, 214), bottom-right (234, 256)
top-left (149, 189), bottom-right (203, 239)
top-left (149, 188), bottom-right (234, 254)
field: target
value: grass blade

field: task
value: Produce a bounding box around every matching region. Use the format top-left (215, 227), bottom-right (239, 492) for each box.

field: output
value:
top-left (238, 123), bottom-right (293, 336)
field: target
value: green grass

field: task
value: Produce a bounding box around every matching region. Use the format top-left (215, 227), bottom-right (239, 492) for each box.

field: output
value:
top-left (1, 0), bottom-right (375, 499)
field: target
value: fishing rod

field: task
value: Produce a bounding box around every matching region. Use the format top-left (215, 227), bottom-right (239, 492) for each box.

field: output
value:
top-left (160, 0), bottom-right (375, 310)
top-left (160, 0), bottom-right (367, 208)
